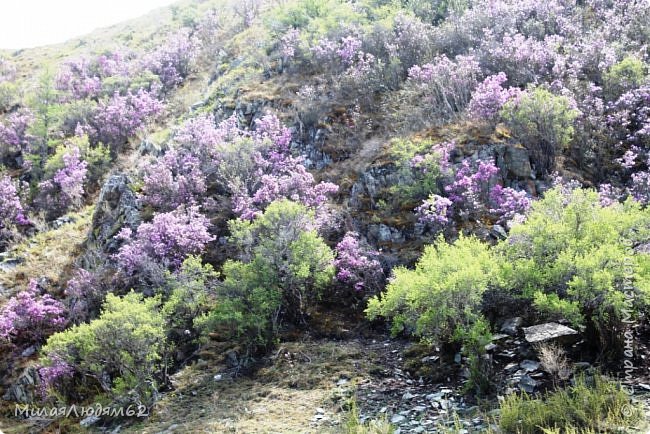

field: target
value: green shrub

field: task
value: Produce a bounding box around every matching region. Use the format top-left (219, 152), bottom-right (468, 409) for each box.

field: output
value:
top-left (387, 138), bottom-right (444, 202)
top-left (500, 87), bottom-right (579, 175)
top-left (499, 375), bottom-right (643, 434)
top-left (366, 235), bottom-right (495, 344)
top-left (496, 187), bottom-right (650, 354)
top-left (604, 56), bottom-right (648, 101)
top-left (44, 135), bottom-right (110, 188)
top-left (41, 292), bottom-right (166, 406)
top-left (197, 200), bottom-right (334, 354)
top-left (0, 81), bottom-right (19, 112)
top-left (161, 256), bottom-right (219, 344)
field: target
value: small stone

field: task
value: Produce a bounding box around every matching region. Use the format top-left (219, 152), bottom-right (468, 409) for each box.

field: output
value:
top-left (316, 407), bottom-right (325, 414)
top-left (519, 375), bottom-right (538, 393)
top-left (21, 346), bottom-right (36, 357)
top-left (402, 392), bottom-right (416, 400)
top-left (501, 317), bottom-right (523, 335)
top-left (391, 414), bottom-right (406, 424)
top-left (413, 405), bottom-right (427, 412)
top-left (337, 378), bottom-right (349, 386)
top-left (484, 343), bottom-right (498, 352)
top-left (454, 353), bottom-right (462, 364)
top-left (80, 415), bottom-right (100, 427)
top-left (520, 360), bottom-right (540, 372)
top-left (213, 374), bottom-right (222, 381)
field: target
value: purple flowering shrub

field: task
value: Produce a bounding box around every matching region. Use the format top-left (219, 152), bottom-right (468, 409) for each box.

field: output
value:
top-left (415, 194), bottom-right (453, 229)
top-left (333, 232), bottom-right (383, 295)
top-left (65, 268), bottom-right (105, 324)
top-left (0, 175), bottom-right (29, 243)
top-left (0, 109), bottom-right (34, 164)
top-left (143, 29), bottom-right (201, 91)
top-left (37, 147), bottom-right (88, 218)
top-left (139, 149), bottom-right (208, 211)
top-left (114, 205), bottom-right (214, 275)
top-left (38, 355), bottom-right (75, 398)
top-left (0, 279), bottom-right (67, 345)
top-left (224, 114), bottom-right (338, 220)
top-left (405, 55), bottom-right (481, 124)
top-left (468, 72), bottom-right (522, 125)
top-left (415, 156), bottom-right (532, 229)
top-left (86, 88), bottom-right (163, 150)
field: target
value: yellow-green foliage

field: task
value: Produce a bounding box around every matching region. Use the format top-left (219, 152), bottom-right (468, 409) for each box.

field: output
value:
top-left (496, 187), bottom-right (650, 346)
top-left (41, 291), bottom-right (166, 405)
top-left (197, 200), bottom-right (334, 353)
top-left (499, 375), bottom-right (643, 434)
top-left (500, 87), bottom-right (579, 174)
top-left (366, 235), bottom-right (495, 344)
top-left (604, 56), bottom-right (648, 100)
top-left (387, 138), bottom-right (444, 201)
top-left (345, 397), bottom-right (395, 434)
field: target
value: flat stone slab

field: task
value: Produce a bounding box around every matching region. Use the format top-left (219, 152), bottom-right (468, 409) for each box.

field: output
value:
top-left (523, 322), bottom-right (578, 343)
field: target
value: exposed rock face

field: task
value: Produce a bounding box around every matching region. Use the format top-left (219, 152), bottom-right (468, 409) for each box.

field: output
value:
top-left (87, 173), bottom-right (140, 253)
top-left (523, 322), bottom-right (578, 344)
top-left (502, 145), bottom-right (533, 179)
top-left (500, 317), bottom-right (523, 336)
top-left (2, 366), bottom-right (40, 403)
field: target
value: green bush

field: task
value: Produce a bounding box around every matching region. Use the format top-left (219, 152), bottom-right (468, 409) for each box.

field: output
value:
top-left (603, 56), bottom-right (648, 101)
top-left (500, 87), bottom-right (579, 175)
top-left (495, 187), bottom-right (650, 354)
top-left (197, 200), bottom-right (334, 354)
top-left (387, 138), bottom-right (444, 202)
top-left (366, 235), bottom-right (495, 344)
top-left (499, 375), bottom-right (643, 434)
top-left (0, 81), bottom-right (19, 112)
top-left (161, 256), bottom-right (219, 344)
top-left (41, 292), bottom-right (166, 406)
top-left (44, 135), bottom-right (110, 188)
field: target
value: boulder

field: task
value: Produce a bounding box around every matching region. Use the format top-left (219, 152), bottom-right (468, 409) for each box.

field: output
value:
top-left (87, 174), bottom-right (140, 253)
top-left (503, 146), bottom-right (532, 179)
top-left (2, 366), bottom-right (40, 403)
top-left (523, 322), bottom-right (578, 344)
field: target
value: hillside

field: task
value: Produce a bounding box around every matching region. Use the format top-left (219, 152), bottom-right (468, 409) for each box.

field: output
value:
top-left (1, 0), bottom-right (650, 433)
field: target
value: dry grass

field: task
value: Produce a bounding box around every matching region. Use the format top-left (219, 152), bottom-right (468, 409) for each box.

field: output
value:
top-left (124, 340), bottom-right (380, 434)
top-left (0, 206), bottom-right (93, 295)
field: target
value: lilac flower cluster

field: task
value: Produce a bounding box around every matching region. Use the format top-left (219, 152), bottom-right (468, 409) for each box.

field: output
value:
top-left (64, 268), bottom-right (104, 323)
top-left (407, 55), bottom-right (481, 119)
top-left (143, 29), bottom-right (201, 90)
top-left (489, 184), bottom-right (532, 225)
top-left (334, 232), bottom-right (383, 293)
top-left (415, 155), bottom-right (532, 228)
top-left (87, 88), bottom-right (163, 148)
top-left (468, 72), bottom-right (522, 123)
top-left (39, 356), bottom-right (74, 398)
top-left (140, 149), bottom-right (207, 211)
top-left (607, 85), bottom-right (650, 148)
top-left (0, 175), bottom-right (29, 233)
top-left (0, 279), bottom-right (67, 345)
top-left (415, 194), bottom-right (453, 227)
top-left (231, 115), bottom-right (338, 220)
top-left (37, 147), bottom-right (88, 215)
top-left (0, 109), bottom-right (34, 152)
top-left (280, 29), bottom-right (301, 60)
top-left (597, 183), bottom-right (623, 207)
top-left (114, 205), bottom-right (214, 274)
